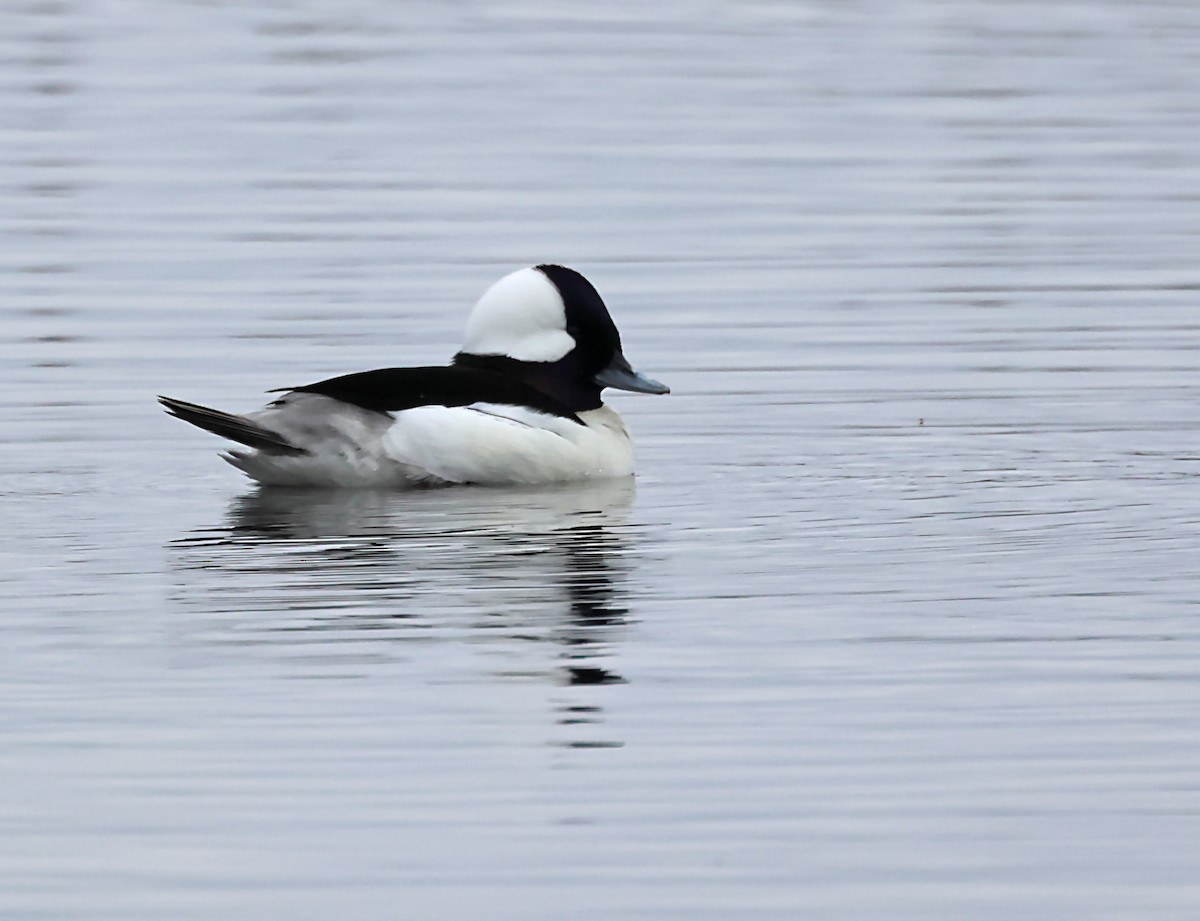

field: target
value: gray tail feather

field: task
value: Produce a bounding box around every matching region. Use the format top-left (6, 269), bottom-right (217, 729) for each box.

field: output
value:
top-left (158, 396), bottom-right (307, 456)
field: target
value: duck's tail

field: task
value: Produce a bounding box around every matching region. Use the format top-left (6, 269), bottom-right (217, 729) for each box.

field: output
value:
top-left (158, 396), bottom-right (307, 456)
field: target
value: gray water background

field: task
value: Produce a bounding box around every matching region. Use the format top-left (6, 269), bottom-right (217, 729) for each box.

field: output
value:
top-left (3, 1), bottom-right (1200, 918)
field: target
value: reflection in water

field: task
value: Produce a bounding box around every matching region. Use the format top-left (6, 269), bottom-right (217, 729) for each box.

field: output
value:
top-left (169, 479), bottom-right (639, 745)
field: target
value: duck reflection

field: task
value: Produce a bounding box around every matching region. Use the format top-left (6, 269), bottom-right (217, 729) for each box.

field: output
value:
top-left (168, 479), bottom-right (638, 745)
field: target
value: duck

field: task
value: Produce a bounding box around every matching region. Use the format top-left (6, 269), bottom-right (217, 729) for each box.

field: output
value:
top-left (158, 264), bottom-right (668, 487)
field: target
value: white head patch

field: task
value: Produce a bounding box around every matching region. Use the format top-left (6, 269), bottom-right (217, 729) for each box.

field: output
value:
top-left (460, 267), bottom-right (576, 362)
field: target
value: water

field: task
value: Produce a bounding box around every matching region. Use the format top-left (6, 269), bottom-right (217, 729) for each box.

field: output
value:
top-left (3, 1), bottom-right (1200, 918)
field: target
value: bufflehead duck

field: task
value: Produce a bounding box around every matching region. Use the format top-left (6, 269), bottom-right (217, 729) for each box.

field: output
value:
top-left (159, 264), bottom-right (668, 487)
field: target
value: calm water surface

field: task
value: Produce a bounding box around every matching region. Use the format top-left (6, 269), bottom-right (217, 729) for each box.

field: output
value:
top-left (3, 2), bottom-right (1200, 918)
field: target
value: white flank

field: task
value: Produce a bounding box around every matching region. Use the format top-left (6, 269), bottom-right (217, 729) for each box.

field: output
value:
top-left (382, 404), bottom-right (634, 485)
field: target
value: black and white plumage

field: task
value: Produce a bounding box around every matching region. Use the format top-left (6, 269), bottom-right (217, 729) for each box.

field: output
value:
top-left (159, 265), bottom-right (668, 487)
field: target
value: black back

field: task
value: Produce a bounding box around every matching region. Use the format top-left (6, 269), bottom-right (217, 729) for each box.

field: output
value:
top-left (286, 366), bottom-right (583, 422)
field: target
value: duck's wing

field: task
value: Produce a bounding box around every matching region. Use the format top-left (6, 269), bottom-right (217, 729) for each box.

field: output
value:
top-left (281, 366), bottom-right (581, 422)
top-left (161, 368), bottom-right (603, 487)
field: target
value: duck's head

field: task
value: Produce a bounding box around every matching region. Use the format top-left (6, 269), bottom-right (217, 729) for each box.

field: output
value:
top-left (454, 265), bottom-right (669, 412)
